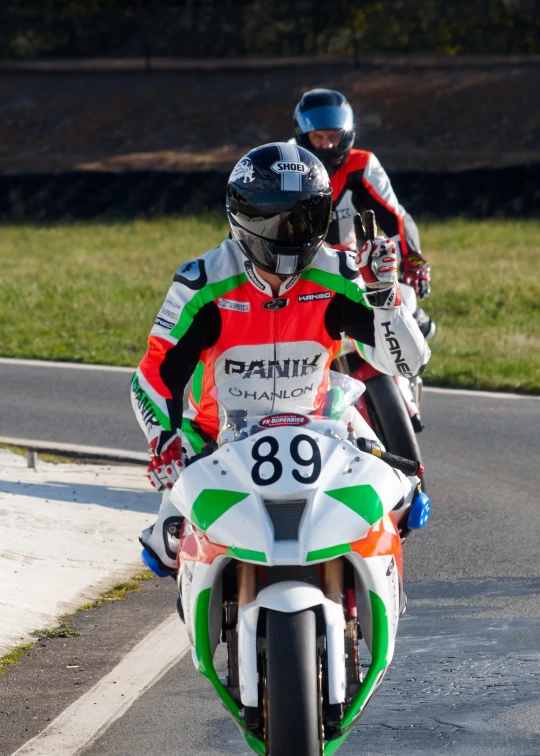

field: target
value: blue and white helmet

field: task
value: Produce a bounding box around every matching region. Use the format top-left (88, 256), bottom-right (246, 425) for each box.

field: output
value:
top-left (294, 89), bottom-right (355, 172)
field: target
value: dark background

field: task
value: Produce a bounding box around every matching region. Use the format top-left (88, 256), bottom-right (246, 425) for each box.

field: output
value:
top-left (1, 1), bottom-right (539, 220)
top-left (2, 1), bottom-right (539, 60)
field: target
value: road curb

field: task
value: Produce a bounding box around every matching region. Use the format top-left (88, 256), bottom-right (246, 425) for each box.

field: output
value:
top-left (0, 436), bottom-right (147, 465)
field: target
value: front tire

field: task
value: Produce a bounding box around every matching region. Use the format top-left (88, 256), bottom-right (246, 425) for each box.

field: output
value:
top-left (364, 374), bottom-right (425, 487)
top-left (266, 609), bottom-right (320, 756)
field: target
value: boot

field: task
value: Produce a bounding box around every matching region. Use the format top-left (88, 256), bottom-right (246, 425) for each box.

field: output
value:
top-left (140, 491), bottom-right (184, 575)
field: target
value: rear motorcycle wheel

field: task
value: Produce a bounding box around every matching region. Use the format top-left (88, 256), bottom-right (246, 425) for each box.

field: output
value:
top-left (266, 608), bottom-right (321, 756)
top-left (363, 374), bottom-right (425, 488)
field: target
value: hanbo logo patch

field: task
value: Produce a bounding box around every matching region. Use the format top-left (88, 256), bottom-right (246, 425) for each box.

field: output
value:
top-left (271, 161), bottom-right (309, 175)
top-left (298, 291), bottom-right (332, 303)
top-left (218, 297), bottom-right (250, 313)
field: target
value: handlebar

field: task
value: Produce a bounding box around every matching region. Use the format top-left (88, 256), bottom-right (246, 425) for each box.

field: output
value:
top-left (356, 437), bottom-right (424, 477)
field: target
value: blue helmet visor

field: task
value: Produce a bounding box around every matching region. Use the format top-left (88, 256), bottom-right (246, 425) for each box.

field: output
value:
top-left (296, 104), bottom-right (354, 135)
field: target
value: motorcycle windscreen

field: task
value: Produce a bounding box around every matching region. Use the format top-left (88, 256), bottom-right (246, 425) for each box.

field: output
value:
top-left (211, 369), bottom-right (366, 432)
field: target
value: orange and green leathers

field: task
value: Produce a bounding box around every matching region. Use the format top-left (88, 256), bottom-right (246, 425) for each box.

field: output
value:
top-left (131, 238), bottom-right (430, 456)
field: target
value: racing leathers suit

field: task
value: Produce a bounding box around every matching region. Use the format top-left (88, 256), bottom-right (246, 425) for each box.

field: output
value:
top-left (131, 237), bottom-right (431, 570)
top-left (325, 148), bottom-right (420, 260)
top-left (287, 143), bottom-right (433, 335)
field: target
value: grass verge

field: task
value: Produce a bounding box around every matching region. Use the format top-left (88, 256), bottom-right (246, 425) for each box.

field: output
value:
top-left (0, 215), bottom-right (538, 392)
top-left (0, 644), bottom-right (35, 675)
top-left (77, 571), bottom-right (155, 610)
top-left (0, 442), bottom-right (84, 465)
top-left (0, 571), bottom-right (154, 675)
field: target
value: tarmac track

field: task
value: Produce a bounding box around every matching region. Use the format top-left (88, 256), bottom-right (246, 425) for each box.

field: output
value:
top-left (1, 359), bottom-right (540, 755)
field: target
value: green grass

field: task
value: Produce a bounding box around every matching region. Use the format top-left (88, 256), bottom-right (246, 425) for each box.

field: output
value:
top-left (32, 620), bottom-right (80, 639)
top-left (77, 571), bottom-right (155, 610)
top-left (0, 215), bottom-right (538, 392)
top-left (0, 644), bottom-right (35, 675)
top-left (420, 219), bottom-right (540, 393)
top-left (0, 214), bottom-right (226, 366)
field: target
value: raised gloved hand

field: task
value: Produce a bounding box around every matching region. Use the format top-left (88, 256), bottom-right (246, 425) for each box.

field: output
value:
top-left (147, 433), bottom-right (186, 492)
top-left (401, 254), bottom-right (431, 300)
top-left (354, 214), bottom-right (402, 308)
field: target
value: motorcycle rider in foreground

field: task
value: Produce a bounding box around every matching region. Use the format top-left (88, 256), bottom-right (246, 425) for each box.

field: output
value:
top-left (292, 88), bottom-right (434, 339)
top-left (131, 142), bottom-right (431, 573)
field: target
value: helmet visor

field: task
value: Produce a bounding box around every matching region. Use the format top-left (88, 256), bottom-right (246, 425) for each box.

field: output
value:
top-left (295, 104), bottom-right (354, 135)
top-left (228, 188), bottom-right (332, 244)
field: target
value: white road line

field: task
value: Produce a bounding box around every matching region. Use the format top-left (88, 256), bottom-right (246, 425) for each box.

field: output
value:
top-left (0, 436), bottom-right (147, 463)
top-left (0, 357), bottom-right (134, 373)
top-left (12, 613), bottom-right (190, 756)
top-left (423, 386), bottom-right (540, 401)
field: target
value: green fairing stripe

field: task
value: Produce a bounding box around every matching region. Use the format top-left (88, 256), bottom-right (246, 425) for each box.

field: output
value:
top-left (306, 543), bottom-right (352, 562)
top-left (170, 272), bottom-right (249, 341)
top-left (300, 267), bottom-right (371, 309)
top-left (355, 340), bottom-right (368, 361)
top-left (324, 591), bottom-right (390, 753)
top-left (131, 374), bottom-right (171, 431)
top-left (191, 361), bottom-right (204, 406)
top-left (325, 484), bottom-right (383, 526)
top-left (242, 731), bottom-right (265, 755)
top-left (194, 588), bottom-right (240, 714)
top-left (342, 590), bottom-right (389, 726)
top-left (194, 588), bottom-right (265, 756)
top-left (181, 417), bottom-right (206, 455)
top-left (190, 489), bottom-right (249, 532)
top-left (227, 546), bottom-right (267, 563)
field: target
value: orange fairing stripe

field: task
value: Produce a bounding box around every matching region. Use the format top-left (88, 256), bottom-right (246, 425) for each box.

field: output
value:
top-left (139, 335), bottom-right (175, 399)
top-left (179, 527), bottom-right (228, 566)
top-left (350, 515), bottom-right (403, 577)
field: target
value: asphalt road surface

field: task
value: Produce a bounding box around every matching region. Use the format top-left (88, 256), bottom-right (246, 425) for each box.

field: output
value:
top-left (0, 359), bottom-right (142, 452)
top-left (2, 359), bottom-right (540, 755)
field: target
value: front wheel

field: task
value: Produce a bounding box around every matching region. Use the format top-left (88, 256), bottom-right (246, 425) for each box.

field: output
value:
top-left (363, 373), bottom-right (425, 488)
top-left (266, 609), bottom-right (321, 756)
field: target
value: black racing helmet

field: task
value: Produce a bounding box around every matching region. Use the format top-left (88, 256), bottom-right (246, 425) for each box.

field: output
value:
top-left (227, 143), bottom-right (333, 276)
top-left (294, 89), bottom-right (355, 172)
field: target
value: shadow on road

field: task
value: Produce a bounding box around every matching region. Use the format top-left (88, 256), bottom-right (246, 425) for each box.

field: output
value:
top-left (0, 479), bottom-right (157, 513)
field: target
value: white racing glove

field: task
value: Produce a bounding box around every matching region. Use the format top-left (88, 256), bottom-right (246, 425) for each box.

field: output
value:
top-left (354, 214), bottom-right (402, 308)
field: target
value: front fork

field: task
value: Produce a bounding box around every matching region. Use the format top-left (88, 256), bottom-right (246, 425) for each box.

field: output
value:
top-left (237, 559), bottom-right (353, 749)
top-left (237, 561), bottom-right (346, 609)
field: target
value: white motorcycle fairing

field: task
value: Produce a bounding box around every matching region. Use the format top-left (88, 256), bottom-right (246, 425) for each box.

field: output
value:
top-left (169, 375), bottom-right (411, 755)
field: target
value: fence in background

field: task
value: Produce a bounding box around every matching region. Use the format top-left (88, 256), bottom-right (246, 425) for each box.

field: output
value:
top-left (1, 1), bottom-right (539, 61)
top-left (1, 164), bottom-right (538, 222)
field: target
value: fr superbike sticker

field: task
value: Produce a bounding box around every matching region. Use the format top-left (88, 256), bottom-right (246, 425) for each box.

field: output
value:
top-left (259, 413), bottom-right (309, 428)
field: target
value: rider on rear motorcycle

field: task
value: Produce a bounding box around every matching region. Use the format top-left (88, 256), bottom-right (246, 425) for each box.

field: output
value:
top-left (131, 143), bottom-right (431, 573)
top-left (292, 88), bottom-right (434, 339)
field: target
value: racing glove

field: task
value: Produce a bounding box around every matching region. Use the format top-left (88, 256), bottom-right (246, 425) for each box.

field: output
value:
top-left (147, 433), bottom-right (186, 492)
top-left (355, 232), bottom-right (402, 308)
top-left (401, 254), bottom-right (431, 300)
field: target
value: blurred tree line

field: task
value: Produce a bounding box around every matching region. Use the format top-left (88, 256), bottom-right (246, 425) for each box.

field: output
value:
top-left (1, 0), bottom-right (538, 60)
